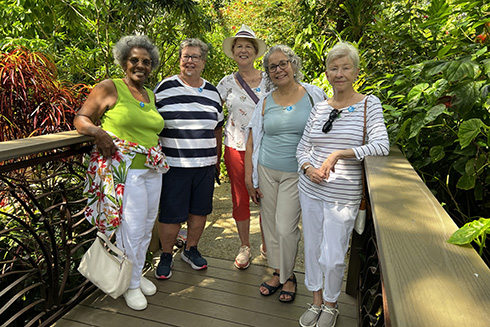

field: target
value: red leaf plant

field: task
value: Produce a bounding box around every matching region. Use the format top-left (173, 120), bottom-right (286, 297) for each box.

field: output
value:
top-left (0, 45), bottom-right (91, 142)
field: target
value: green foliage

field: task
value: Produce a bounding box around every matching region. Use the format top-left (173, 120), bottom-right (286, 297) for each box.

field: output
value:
top-left (448, 218), bottom-right (490, 256)
top-left (364, 0), bottom-right (490, 80)
top-left (0, 0), bottom-right (214, 86)
top-left (362, 0), bottom-right (490, 257)
top-left (205, 0), bottom-right (302, 85)
top-left (216, 0), bottom-right (299, 46)
top-left (373, 49), bottom-right (490, 222)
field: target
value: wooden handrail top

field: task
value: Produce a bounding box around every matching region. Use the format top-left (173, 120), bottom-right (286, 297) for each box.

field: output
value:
top-left (365, 147), bottom-right (490, 327)
top-left (0, 131), bottom-right (93, 162)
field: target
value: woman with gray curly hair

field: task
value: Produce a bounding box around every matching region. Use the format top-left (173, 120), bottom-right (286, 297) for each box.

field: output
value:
top-left (244, 45), bottom-right (327, 303)
top-left (113, 35), bottom-right (160, 70)
top-left (74, 35), bottom-right (166, 311)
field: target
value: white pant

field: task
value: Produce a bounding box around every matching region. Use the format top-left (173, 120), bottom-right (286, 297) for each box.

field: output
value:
top-left (115, 169), bottom-right (162, 289)
top-left (299, 191), bottom-right (357, 302)
top-left (258, 164), bottom-right (301, 284)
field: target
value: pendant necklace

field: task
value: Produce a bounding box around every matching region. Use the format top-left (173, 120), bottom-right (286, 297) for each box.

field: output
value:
top-left (124, 77), bottom-right (147, 108)
top-left (240, 72), bottom-right (261, 92)
top-left (138, 89), bottom-right (147, 107)
top-left (180, 75), bottom-right (203, 93)
top-left (283, 105), bottom-right (293, 111)
top-left (137, 87), bottom-right (148, 107)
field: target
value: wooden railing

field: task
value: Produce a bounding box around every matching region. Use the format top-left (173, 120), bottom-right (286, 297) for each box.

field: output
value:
top-left (347, 147), bottom-right (490, 327)
top-left (2, 133), bottom-right (490, 327)
top-left (0, 131), bottom-right (95, 327)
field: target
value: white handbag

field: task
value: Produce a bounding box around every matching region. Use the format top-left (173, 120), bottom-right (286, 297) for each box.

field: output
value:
top-left (354, 98), bottom-right (368, 235)
top-left (354, 197), bottom-right (367, 234)
top-left (78, 231), bottom-right (132, 299)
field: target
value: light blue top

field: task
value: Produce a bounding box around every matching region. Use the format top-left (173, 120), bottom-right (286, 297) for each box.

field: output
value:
top-left (246, 83), bottom-right (327, 188)
top-left (258, 92), bottom-right (312, 172)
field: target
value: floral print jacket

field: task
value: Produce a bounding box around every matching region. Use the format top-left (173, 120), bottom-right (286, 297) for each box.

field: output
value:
top-left (84, 132), bottom-right (169, 234)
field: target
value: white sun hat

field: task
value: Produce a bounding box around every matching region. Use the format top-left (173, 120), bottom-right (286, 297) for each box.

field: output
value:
top-left (222, 24), bottom-right (267, 59)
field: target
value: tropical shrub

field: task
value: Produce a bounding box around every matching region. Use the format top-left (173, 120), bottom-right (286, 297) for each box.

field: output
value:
top-left (291, 0), bottom-right (490, 260)
top-left (362, 0), bottom-right (490, 260)
top-left (0, 0), bottom-right (214, 87)
top-left (0, 46), bottom-right (89, 142)
top-left (370, 47), bottom-right (490, 222)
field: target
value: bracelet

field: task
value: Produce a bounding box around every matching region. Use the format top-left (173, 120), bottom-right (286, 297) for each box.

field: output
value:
top-left (303, 164), bottom-right (312, 174)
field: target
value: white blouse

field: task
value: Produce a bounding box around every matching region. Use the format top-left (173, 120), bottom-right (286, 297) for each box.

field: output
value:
top-left (217, 72), bottom-right (266, 151)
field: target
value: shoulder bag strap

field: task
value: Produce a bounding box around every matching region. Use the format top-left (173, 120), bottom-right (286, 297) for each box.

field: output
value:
top-left (235, 72), bottom-right (260, 104)
top-left (360, 96), bottom-right (368, 204)
top-left (362, 96), bottom-right (368, 145)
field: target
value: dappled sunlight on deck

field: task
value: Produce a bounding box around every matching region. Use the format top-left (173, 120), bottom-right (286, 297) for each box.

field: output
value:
top-left (55, 257), bottom-right (358, 327)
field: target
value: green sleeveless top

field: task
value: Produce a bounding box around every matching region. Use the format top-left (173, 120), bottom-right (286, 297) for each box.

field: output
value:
top-left (100, 79), bottom-right (164, 169)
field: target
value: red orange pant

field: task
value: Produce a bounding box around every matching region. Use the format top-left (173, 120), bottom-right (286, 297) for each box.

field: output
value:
top-left (224, 146), bottom-right (250, 221)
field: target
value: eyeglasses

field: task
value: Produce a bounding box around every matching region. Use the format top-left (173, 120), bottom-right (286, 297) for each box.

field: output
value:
top-left (128, 57), bottom-right (152, 67)
top-left (181, 55), bottom-right (202, 62)
top-left (268, 60), bottom-right (290, 73)
top-left (322, 109), bottom-right (342, 133)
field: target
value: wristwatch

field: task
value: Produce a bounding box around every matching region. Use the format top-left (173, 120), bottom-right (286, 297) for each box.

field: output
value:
top-left (303, 164), bottom-right (312, 174)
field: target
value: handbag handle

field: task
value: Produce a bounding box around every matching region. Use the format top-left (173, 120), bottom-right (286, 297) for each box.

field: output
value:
top-left (235, 72), bottom-right (260, 104)
top-left (362, 97), bottom-right (368, 145)
top-left (360, 97), bottom-right (368, 202)
top-left (97, 232), bottom-right (126, 258)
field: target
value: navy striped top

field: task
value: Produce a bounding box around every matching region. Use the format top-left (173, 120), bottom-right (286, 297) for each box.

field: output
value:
top-left (154, 75), bottom-right (224, 168)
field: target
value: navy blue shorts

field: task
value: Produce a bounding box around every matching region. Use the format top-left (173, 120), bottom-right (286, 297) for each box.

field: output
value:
top-left (159, 165), bottom-right (215, 223)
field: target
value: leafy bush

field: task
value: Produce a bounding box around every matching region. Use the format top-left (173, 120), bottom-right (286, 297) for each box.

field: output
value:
top-left (0, 46), bottom-right (89, 141)
top-left (362, 0), bottom-right (490, 260)
top-left (371, 47), bottom-right (490, 223)
top-left (293, 0), bottom-right (490, 260)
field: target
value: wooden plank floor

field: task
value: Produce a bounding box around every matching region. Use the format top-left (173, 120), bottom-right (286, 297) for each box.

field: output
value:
top-left (54, 256), bottom-right (357, 327)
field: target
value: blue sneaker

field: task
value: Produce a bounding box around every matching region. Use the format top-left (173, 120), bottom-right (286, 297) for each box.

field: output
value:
top-left (155, 252), bottom-right (173, 279)
top-left (181, 245), bottom-right (208, 270)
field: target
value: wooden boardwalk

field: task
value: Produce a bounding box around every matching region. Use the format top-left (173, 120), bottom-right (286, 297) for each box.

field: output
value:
top-left (54, 256), bottom-right (358, 327)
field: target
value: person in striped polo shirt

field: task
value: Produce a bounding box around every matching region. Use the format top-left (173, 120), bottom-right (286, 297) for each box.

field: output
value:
top-left (153, 39), bottom-right (224, 280)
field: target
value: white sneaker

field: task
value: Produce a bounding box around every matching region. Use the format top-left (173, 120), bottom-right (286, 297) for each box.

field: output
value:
top-left (299, 303), bottom-right (322, 327)
top-left (234, 245), bottom-right (251, 269)
top-left (316, 304), bottom-right (339, 327)
top-left (140, 276), bottom-right (157, 296)
top-left (123, 288), bottom-right (147, 310)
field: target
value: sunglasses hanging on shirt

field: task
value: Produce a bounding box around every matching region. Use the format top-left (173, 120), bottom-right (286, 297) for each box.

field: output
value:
top-left (322, 109), bottom-right (342, 134)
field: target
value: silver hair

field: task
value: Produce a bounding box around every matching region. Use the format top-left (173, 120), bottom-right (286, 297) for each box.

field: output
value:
top-left (113, 35), bottom-right (160, 70)
top-left (263, 45), bottom-right (303, 91)
top-left (326, 42), bottom-right (359, 71)
top-left (179, 38), bottom-right (209, 60)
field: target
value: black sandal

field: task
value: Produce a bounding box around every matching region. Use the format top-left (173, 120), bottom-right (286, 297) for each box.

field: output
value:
top-left (279, 274), bottom-right (297, 303)
top-left (259, 272), bottom-right (282, 296)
